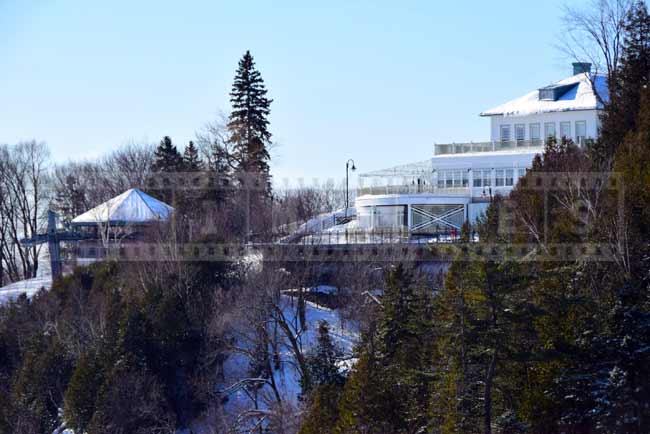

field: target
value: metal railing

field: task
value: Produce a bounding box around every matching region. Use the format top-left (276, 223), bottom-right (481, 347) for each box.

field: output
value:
top-left (357, 184), bottom-right (470, 196)
top-left (434, 139), bottom-right (544, 156)
top-left (286, 228), bottom-right (468, 245)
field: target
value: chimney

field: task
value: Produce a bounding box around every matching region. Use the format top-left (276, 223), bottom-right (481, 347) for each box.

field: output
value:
top-left (573, 62), bottom-right (591, 75)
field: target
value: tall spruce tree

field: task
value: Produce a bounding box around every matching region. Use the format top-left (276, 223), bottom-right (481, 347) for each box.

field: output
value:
top-left (182, 141), bottom-right (203, 172)
top-left (334, 266), bottom-right (435, 434)
top-left (227, 50), bottom-right (273, 195)
top-left (302, 321), bottom-right (345, 393)
top-left (151, 136), bottom-right (183, 205)
top-left (153, 136), bottom-right (183, 173)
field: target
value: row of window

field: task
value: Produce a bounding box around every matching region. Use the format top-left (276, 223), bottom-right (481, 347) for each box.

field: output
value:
top-left (500, 121), bottom-right (587, 144)
top-left (436, 168), bottom-right (527, 189)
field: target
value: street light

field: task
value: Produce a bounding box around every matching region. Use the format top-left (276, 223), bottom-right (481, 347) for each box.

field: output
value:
top-left (345, 159), bottom-right (356, 217)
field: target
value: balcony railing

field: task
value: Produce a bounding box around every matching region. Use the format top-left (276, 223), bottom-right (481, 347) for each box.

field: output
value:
top-left (434, 139), bottom-right (544, 156)
top-left (357, 184), bottom-right (470, 196)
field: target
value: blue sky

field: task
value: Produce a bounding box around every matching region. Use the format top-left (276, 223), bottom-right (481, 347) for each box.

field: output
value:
top-left (1, 0), bottom-right (585, 185)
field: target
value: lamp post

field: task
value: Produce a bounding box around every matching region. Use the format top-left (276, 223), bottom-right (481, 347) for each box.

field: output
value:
top-left (345, 159), bottom-right (356, 217)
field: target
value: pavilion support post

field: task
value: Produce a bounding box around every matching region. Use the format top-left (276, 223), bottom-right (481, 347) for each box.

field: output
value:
top-left (47, 211), bottom-right (62, 278)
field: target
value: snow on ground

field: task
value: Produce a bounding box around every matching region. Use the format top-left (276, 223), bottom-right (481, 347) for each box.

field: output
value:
top-left (304, 284), bottom-right (338, 295)
top-left (0, 275), bottom-right (52, 305)
top-left (279, 208), bottom-right (357, 243)
top-left (325, 218), bottom-right (359, 232)
top-left (219, 291), bottom-right (359, 431)
top-left (302, 299), bottom-right (357, 353)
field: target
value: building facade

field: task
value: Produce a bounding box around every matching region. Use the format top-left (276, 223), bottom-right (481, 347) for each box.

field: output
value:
top-left (355, 63), bottom-right (607, 235)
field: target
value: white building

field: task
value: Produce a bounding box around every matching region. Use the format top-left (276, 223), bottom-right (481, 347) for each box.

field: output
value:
top-left (355, 63), bottom-right (608, 235)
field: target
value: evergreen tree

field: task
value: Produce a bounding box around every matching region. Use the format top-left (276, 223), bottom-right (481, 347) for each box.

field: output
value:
top-left (227, 50), bottom-right (273, 195)
top-left (151, 136), bottom-right (183, 205)
top-left (182, 140), bottom-right (203, 172)
top-left (11, 341), bottom-right (74, 434)
top-left (302, 321), bottom-right (345, 393)
top-left (153, 136), bottom-right (183, 173)
top-left (299, 321), bottom-right (346, 434)
top-left (210, 140), bottom-right (231, 175)
top-left (299, 384), bottom-right (344, 434)
top-left (598, 1), bottom-right (650, 162)
top-left (564, 86), bottom-right (650, 434)
top-left (64, 351), bottom-right (104, 433)
top-left (334, 266), bottom-right (435, 434)
top-left (613, 86), bottom-right (650, 259)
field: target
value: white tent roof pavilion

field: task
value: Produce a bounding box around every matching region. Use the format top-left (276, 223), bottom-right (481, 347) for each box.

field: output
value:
top-left (71, 188), bottom-right (174, 226)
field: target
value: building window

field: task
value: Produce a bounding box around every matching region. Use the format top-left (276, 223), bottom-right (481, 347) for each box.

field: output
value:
top-left (517, 168), bottom-right (526, 179)
top-left (495, 169), bottom-right (505, 187)
top-left (515, 124), bottom-right (525, 142)
top-left (473, 169), bottom-right (491, 187)
top-left (560, 121), bottom-right (571, 139)
top-left (544, 122), bottom-right (556, 142)
top-left (494, 169), bottom-right (516, 187)
top-left (482, 169), bottom-right (491, 187)
top-left (575, 120), bottom-right (586, 145)
top-left (530, 123), bottom-right (541, 144)
top-left (439, 171), bottom-right (450, 188)
top-left (473, 172), bottom-right (482, 187)
top-left (439, 170), bottom-right (469, 189)
top-left (375, 205), bottom-right (407, 229)
top-left (451, 170), bottom-right (460, 187)
top-left (500, 125), bottom-right (511, 142)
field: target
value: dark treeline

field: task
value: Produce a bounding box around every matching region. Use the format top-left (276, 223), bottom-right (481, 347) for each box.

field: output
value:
top-left (0, 259), bottom-right (236, 434)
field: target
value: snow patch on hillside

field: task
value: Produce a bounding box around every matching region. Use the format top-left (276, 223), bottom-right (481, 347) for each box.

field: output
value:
top-left (0, 275), bottom-right (52, 304)
top-left (219, 293), bottom-right (359, 431)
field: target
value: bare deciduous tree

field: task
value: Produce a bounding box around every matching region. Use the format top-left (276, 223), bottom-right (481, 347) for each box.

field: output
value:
top-left (195, 113), bottom-right (232, 172)
top-left (559, 0), bottom-right (633, 101)
top-left (52, 142), bottom-right (156, 223)
top-left (0, 141), bottom-right (51, 283)
top-left (272, 181), bottom-right (347, 238)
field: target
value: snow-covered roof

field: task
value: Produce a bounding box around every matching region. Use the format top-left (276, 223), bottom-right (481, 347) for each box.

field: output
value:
top-left (480, 73), bottom-right (608, 117)
top-left (71, 188), bottom-right (174, 225)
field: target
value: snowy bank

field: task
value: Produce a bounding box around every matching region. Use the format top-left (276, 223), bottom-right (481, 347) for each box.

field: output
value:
top-left (0, 275), bottom-right (52, 304)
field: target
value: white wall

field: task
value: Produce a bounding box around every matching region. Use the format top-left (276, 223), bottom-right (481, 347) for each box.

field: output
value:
top-left (468, 202), bottom-right (489, 224)
top-left (431, 150), bottom-right (540, 199)
top-left (489, 109), bottom-right (600, 143)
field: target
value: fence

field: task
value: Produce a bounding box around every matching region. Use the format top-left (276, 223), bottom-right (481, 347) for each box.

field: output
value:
top-left (356, 184), bottom-right (470, 196)
top-left (433, 140), bottom-right (544, 156)
top-left (284, 228), bottom-right (471, 246)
